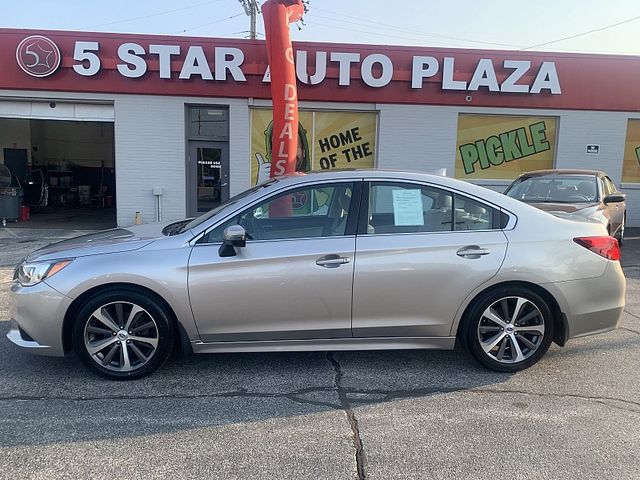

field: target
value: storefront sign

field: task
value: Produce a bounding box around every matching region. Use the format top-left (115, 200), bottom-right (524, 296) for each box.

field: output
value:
top-left (250, 108), bottom-right (376, 185)
top-left (4, 28), bottom-right (638, 110)
top-left (8, 33), bottom-right (562, 94)
top-left (15, 35), bottom-right (61, 77)
top-left (454, 114), bottom-right (557, 180)
top-left (622, 119), bottom-right (640, 183)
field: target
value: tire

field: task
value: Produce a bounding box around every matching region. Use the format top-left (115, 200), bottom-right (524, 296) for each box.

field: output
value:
top-left (72, 289), bottom-right (174, 380)
top-left (463, 286), bottom-right (554, 372)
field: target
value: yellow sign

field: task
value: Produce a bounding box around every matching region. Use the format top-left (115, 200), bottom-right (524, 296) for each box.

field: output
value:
top-left (623, 119), bottom-right (640, 183)
top-left (454, 114), bottom-right (557, 180)
top-left (250, 109), bottom-right (377, 185)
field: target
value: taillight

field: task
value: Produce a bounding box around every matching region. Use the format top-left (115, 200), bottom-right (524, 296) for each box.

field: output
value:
top-left (573, 236), bottom-right (621, 261)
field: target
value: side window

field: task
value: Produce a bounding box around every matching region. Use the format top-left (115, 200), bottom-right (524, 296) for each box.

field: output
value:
top-left (367, 182), bottom-right (453, 234)
top-left (453, 194), bottom-right (494, 231)
top-left (204, 183), bottom-right (354, 242)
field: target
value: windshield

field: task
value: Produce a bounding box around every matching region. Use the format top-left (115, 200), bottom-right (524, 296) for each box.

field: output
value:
top-left (505, 175), bottom-right (598, 203)
top-left (180, 179), bottom-right (278, 232)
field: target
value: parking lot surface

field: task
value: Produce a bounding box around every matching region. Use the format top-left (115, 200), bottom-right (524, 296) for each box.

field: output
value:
top-left (0, 227), bottom-right (639, 479)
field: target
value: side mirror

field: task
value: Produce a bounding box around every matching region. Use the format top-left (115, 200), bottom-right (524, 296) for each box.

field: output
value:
top-left (218, 225), bottom-right (247, 257)
top-left (603, 193), bottom-right (625, 204)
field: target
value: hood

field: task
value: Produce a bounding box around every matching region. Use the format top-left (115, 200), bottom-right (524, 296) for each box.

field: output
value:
top-left (26, 221), bottom-right (181, 262)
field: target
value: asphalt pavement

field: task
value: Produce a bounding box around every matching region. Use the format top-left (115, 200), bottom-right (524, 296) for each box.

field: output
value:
top-left (0, 227), bottom-right (638, 479)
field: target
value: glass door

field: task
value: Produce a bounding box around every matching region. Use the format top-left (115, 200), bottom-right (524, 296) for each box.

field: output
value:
top-left (189, 142), bottom-right (229, 214)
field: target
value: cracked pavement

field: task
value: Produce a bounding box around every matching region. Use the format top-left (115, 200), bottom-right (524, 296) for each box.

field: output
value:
top-left (0, 229), bottom-right (639, 479)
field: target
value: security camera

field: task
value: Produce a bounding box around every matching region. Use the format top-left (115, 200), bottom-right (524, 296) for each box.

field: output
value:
top-left (49, 102), bottom-right (57, 108)
top-left (465, 95), bottom-right (473, 102)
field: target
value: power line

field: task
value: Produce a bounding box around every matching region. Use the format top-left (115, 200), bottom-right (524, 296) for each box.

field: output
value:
top-left (217, 30), bottom-right (253, 37)
top-left (83, 0), bottom-right (225, 30)
top-left (303, 20), bottom-right (517, 50)
top-left (312, 7), bottom-right (524, 49)
top-left (522, 14), bottom-right (640, 50)
top-left (177, 12), bottom-right (245, 34)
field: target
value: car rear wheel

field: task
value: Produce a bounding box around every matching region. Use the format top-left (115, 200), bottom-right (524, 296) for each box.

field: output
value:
top-left (72, 290), bottom-right (174, 380)
top-left (464, 287), bottom-right (554, 372)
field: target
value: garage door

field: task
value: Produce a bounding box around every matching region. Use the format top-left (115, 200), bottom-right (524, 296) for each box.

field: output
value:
top-left (0, 99), bottom-right (113, 122)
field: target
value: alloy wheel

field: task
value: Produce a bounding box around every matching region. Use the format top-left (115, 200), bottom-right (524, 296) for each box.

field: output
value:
top-left (477, 296), bottom-right (545, 364)
top-left (83, 301), bottom-right (159, 372)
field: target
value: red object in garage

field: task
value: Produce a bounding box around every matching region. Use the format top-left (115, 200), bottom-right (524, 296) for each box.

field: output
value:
top-left (19, 205), bottom-right (30, 222)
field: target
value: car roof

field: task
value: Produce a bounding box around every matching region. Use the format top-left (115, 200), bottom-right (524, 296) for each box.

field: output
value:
top-left (270, 169), bottom-right (470, 187)
top-left (262, 169), bottom-right (528, 212)
top-left (517, 169), bottom-right (605, 178)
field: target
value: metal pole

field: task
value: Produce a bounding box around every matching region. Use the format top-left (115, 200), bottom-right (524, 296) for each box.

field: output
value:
top-left (250, 0), bottom-right (257, 39)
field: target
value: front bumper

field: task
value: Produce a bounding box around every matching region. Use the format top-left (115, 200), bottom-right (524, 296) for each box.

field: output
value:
top-left (6, 280), bottom-right (71, 357)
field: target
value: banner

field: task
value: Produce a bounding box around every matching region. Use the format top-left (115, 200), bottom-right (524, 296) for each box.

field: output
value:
top-left (454, 114), bottom-right (557, 180)
top-left (251, 109), bottom-right (377, 185)
top-left (622, 119), bottom-right (640, 183)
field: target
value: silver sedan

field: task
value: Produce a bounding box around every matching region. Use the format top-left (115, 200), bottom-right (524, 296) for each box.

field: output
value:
top-left (7, 170), bottom-right (626, 379)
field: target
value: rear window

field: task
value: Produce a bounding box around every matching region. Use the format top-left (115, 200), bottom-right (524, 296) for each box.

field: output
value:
top-left (506, 175), bottom-right (598, 203)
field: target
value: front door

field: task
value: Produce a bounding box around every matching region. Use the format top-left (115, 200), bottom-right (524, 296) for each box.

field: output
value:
top-left (189, 141), bottom-right (229, 215)
top-left (188, 181), bottom-right (359, 342)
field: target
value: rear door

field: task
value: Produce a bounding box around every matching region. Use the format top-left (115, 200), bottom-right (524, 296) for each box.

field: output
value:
top-left (352, 181), bottom-right (508, 338)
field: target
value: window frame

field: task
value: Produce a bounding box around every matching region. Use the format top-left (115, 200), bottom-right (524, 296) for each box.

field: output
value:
top-left (197, 179), bottom-right (362, 245)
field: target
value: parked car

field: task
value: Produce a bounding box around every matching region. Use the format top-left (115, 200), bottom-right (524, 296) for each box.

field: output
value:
top-left (504, 169), bottom-right (627, 245)
top-left (8, 170), bottom-right (625, 379)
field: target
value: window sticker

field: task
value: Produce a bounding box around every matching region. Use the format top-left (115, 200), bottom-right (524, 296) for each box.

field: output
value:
top-left (392, 189), bottom-right (424, 226)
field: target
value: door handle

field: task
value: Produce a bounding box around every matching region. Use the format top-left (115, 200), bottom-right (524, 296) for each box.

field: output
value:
top-left (316, 254), bottom-right (351, 268)
top-left (456, 245), bottom-right (490, 259)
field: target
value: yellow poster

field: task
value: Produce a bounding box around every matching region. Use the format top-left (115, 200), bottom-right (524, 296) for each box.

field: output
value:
top-left (454, 114), bottom-right (557, 180)
top-left (313, 111), bottom-right (377, 171)
top-left (622, 119), bottom-right (640, 183)
top-left (250, 109), bottom-right (377, 186)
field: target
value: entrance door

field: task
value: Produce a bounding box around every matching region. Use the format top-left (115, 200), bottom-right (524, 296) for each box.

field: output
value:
top-left (189, 141), bottom-right (229, 215)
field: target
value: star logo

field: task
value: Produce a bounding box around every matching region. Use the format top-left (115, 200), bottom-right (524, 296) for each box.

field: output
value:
top-left (16, 35), bottom-right (61, 78)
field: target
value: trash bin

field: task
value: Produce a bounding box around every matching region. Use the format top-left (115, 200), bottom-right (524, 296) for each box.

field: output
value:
top-left (0, 186), bottom-right (23, 223)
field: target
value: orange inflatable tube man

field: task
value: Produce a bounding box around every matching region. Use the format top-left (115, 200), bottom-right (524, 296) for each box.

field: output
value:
top-left (261, 0), bottom-right (305, 180)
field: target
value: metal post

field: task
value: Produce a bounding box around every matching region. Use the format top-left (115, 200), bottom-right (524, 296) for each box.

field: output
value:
top-left (250, 0), bottom-right (257, 40)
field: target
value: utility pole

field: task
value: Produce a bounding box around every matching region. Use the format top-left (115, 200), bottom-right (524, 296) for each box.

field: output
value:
top-left (239, 0), bottom-right (259, 39)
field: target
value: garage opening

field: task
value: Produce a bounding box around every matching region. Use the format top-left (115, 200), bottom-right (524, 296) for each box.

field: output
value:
top-left (0, 118), bottom-right (116, 230)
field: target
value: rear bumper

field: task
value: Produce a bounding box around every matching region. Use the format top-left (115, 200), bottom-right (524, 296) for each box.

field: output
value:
top-left (6, 280), bottom-right (71, 357)
top-left (545, 261), bottom-right (626, 340)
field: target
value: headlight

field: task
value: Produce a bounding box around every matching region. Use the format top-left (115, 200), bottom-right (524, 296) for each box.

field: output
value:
top-left (16, 259), bottom-right (73, 287)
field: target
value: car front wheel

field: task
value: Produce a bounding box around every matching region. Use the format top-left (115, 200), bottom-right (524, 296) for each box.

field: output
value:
top-left (72, 289), bottom-right (174, 380)
top-left (464, 287), bottom-right (554, 372)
